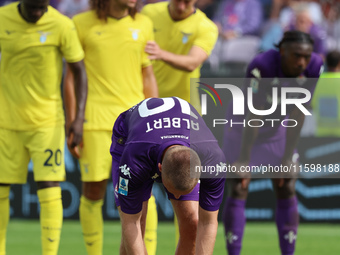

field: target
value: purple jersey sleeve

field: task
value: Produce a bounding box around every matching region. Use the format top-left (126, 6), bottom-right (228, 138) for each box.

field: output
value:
top-left (194, 141), bottom-right (226, 211)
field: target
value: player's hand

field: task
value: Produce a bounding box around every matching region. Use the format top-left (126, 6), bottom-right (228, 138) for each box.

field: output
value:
top-left (277, 159), bottom-right (299, 187)
top-left (230, 161), bottom-right (252, 189)
top-left (145, 41), bottom-right (163, 60)
top-left (66, 117), bottom-right (83, 158)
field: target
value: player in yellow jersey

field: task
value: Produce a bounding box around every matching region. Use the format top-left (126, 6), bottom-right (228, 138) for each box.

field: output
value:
top-left (63, 0), bottom-right (158, 254)
top-left (0, 1), bottom-right (87, 255)
top-left (142, 0), bottom-right (218, 112)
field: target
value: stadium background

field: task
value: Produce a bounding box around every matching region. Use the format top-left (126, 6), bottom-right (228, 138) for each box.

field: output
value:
top-left (2, 1), bottom-right (340, 254)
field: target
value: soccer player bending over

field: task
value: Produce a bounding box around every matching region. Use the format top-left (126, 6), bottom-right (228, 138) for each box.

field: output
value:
top-left (111, 97), bottom-right (226, 255)
top-left (222, 31), bottom-right (323, 255)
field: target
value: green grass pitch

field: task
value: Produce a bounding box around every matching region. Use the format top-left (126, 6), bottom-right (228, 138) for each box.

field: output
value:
top-left (6, 220), bottom-right (340, 254)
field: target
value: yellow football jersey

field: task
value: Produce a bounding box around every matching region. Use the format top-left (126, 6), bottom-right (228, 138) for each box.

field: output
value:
top-left (142, 2), bottom-right (218, 109)
top-left (73, 11), bottom-right (154, 130)
top-left (0, 3), bottom-right (84, 130)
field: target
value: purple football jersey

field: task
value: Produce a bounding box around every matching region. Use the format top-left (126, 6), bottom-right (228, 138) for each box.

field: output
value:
top-left (223, 49), bottom-right (323, 164)
top-left (110, 97), bottom-right (226, 214)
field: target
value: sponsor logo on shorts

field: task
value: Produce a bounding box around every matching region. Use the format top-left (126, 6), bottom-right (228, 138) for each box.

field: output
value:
top-left (118, 177), bottom-right (129, 196)
top-left (120, 164), bottom-right (131, 178)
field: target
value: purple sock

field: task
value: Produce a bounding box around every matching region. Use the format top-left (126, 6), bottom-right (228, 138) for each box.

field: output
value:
top-left (223, 197), bottom-right (246, 255)
top-left (275, 196), bottom-right (299, 255)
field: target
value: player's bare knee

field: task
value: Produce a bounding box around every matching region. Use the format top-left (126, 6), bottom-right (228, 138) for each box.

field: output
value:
top-left (228, 179), bottom-right (249, 199)
top-left (273, 179), bottom-right (296, 199)
top-left (82, 180), bottom-right (108, 200)
top-left (178, 216), bottom-right (198, 237)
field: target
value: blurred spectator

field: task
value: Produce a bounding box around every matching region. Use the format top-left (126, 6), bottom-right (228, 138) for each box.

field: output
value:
top-left (260, 0), bottom-right (286, 52)
top-left (261, 0), bottom-right (326, 57)
top-left (57, 0), bottom-right (89, 17)
top-left (280, 0), bottom-right (323, 27)
top-left (288, 3), bottom-right (327, 57)
top-left (196, 0), bottom-right (220, 20)
top-left (49, 0), bottom-right (60, 8)
top-left (311, 50), bottom-right (340, 137)
top-left (0, 0), bottom-right (15, 6)
top-left (209, 0), bottom-right (263, 70)
top-left (213, 0), bottom-right (263, 39)
top-left (321, 0), bottom-right (340, 51)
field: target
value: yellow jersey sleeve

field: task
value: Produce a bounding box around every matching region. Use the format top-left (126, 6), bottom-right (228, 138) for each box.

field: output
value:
top-left (60, 19), bottom-right (84, 63)
top-left (194, 17), bottom-right (218, 55)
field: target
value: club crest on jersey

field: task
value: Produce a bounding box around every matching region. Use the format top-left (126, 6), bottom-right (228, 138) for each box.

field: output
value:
top-left (129, 28), bottom-right (140, 40)
top-left (38, 31), bottom-right (50, 43)
top-left (118, 177), bottom-right (129, 196)
top-left (181, 32), bottom-right (192, 44)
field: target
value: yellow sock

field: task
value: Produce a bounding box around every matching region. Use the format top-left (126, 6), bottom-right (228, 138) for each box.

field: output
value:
top-left (145, 195), bottom-right (158, 255)
top-left (37, 187), bottom-right (63, 255)
top-left (174, 214), bottom-right (179, 246)
top-left (0, 186), bottom-right (10, 255)
top-left (79, 196), bottom-right (103, 255)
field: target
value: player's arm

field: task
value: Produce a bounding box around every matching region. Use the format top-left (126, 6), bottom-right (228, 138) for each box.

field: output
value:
top-left (196, 207), bottom-right (218, 255)
top-left (238, 109), bottom-right (264, 162)
top-left (63, 61), bottom-right (87, 158)
top-left (63, 64), bottom-right (76, 135)
top-left (282, 106), bottom-right (305, 164)
top-left (142, 64), bottom-right (158, 98)
top-left (145, 42), bottom-right (208, 72)
top-left (118, 205), bottom-right (148, 255)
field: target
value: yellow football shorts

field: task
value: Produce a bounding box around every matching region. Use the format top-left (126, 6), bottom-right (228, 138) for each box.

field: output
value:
top-left (79, 130), bottom-right (112, 182)
top-left (0, 126), bottom-right (65, 184)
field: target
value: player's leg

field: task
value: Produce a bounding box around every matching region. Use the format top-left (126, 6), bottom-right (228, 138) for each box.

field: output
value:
top-left (36, 182), bottom-right (63, 255)
top-left (272, 178), bottom-right (298, 255)
top-left (166, 182), bottom-right (200, 255)
top-left (171, 199), bottom-right (199, 255)
top-left (0, 128), bottom-right (30, 255)
top-left (144, 194), bottom-right (157, 255)
top-left (78, 130), bottom-right (112, 255)
top-left (223, 178), bottom-right (250, 255)
top-left (119, 200), bottom-right (149, 255)
top-left (29, 126), bottom-right (66, 255)
top-left (80, 180), bottom-right (107, 254)
top-left (0, 184), bottom-right (10, 255)
top-left (222, 130), bottom-right (250, 255)
top-left (174, 214), bottom-right (179, 246)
